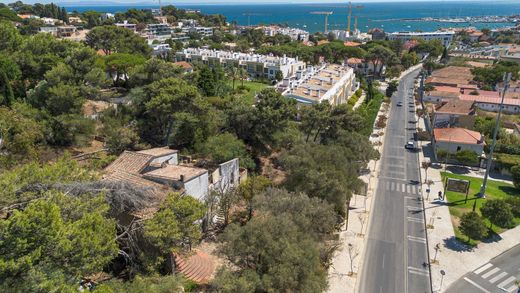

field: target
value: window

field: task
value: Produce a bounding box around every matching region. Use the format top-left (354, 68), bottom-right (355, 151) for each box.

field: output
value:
top-left (457, 146), bottom-right (461, 152)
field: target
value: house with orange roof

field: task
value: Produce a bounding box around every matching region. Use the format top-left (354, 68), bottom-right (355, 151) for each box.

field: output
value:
top-left (433, 128), bottom-right (485, 163)
top-left (173, 61), bottom-right (194, 73)
top-left (344, 41), bottom-right (361, 47)
top-left (433, 100), bottom-right (476, 129)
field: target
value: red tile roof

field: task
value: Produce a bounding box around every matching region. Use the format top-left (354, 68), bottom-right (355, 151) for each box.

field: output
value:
top-left (434, 128), bottom-right (485, 145)
top-left (173, 250), bottom-right (216, 284)
top-left (435, 100), bottom-right (475, 115)
top-left (344, 41), bottom-right (361, 47)
top-left (137, 147), bottom-right (178, 157)
top-left (459, 95), bottom-right (520, 106)
top-left (105, 151), bottom-right (153, 174)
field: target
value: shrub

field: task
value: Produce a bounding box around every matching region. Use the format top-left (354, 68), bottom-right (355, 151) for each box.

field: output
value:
top-left (504, 197), bottom-right (520, 217)
top-left (481, 199), bottom-right (514, 229)
top-left (459, 211), bottom-right (488, 241)
top-left (511, 165), bottom-right (520, 189)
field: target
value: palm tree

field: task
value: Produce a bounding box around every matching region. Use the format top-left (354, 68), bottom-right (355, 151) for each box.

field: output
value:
top-left (227, 66), bottom-right (239, 91)
top-left (238, 67), bottom-right (248, 88)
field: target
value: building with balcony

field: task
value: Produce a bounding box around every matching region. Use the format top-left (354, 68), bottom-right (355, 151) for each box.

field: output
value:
top-left (175, 48), bottom-right (306, 80)
top-left (280, 64), bottom-right (356, 105)
top-left (387, 31), bottom-right (455, 47)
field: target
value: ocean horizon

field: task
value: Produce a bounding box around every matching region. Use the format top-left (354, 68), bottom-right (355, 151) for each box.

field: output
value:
top-left (63, 1), bottom-right (520, 33)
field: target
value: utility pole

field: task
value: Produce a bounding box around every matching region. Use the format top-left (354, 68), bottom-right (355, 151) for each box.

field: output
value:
top-left (479, 72), bottom-right (511, 198)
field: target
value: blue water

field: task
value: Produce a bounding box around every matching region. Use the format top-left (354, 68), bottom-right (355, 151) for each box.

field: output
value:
top-left (64, 1), bottom-right (520, 33)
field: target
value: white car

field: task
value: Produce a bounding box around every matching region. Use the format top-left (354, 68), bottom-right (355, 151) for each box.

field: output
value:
top-left (405, 141), bottom-right (416, 150)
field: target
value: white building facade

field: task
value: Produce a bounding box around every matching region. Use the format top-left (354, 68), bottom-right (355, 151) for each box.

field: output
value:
top-left (387, 31), bottom-right (455, 47)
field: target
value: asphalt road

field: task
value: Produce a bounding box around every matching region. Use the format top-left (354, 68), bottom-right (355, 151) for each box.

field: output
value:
top-left (359, 69), bottom-right (432, 293)
top-left (445, 244), bottom-right (520, 293)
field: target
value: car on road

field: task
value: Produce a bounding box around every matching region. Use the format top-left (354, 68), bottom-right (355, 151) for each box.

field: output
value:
top-left (397, 102), bottom-right (403, 107)
top-left (405, 141), bottom-right (416, 150)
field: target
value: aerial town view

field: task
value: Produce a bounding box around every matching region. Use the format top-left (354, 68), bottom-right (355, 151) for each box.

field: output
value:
top-left (0, 0), bottom-right (519, 292)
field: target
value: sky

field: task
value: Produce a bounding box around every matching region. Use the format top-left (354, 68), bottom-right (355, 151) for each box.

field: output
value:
top-left (2, 0), bottom-right (516, 4)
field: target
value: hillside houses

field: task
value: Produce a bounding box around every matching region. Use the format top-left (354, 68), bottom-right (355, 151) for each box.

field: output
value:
top-left (103, 147), bottom-right (244, 219)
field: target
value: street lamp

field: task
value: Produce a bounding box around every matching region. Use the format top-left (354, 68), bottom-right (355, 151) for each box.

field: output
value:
top-left (439, 270), bottom-right (446, 292)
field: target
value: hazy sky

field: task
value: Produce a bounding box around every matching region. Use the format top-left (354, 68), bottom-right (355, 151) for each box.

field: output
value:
top-left (1, 0), bottom-right (510, 4)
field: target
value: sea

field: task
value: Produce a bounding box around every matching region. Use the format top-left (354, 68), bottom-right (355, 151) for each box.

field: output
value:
top-left (64, 1), bottom-right (520, 33)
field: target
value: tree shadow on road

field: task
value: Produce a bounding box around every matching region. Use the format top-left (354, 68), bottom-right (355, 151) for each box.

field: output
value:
top-left (443, 236), bottom-right (474, 252)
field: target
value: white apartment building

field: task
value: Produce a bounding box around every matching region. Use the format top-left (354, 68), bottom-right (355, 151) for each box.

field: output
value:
top-left (183, 26), bottom-right (214, 37)
top-left (262, 26), bottom-right (310, 42)
top-left (280, 64), bottom-right (356, 105)
top-left (115, 21), bottom-right (137, 32)
top-left (175, 48), bottom-right (306, 80)
top-left (387, 31), bottom-right (455, 47)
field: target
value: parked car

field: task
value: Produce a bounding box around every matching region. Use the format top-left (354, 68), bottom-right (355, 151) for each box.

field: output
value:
top-left (397, 102), bottom-right (403, 107)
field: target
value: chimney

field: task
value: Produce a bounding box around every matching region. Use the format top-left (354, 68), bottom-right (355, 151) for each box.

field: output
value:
top-left (329, 77), bottom-right (333, 85)
top-left (180, 174), bottom-right (185, 182)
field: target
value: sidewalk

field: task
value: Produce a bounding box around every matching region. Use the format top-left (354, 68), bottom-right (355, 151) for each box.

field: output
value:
top-left (417, 118), bottom-right (520, 292)
top-left (327, 99), bottom-right (390, 293)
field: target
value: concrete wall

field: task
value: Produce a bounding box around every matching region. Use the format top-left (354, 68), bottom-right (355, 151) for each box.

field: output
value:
top-left (184, 172), bottom-right (209, 201)
top-left (435, 141), bottom-right (484, 155)
top-left (474, 102), bottom-right (520, 114)
top-left (150, 153), bottom-right (178, 165)
top-left (433, 113), bottom-right (475, 129)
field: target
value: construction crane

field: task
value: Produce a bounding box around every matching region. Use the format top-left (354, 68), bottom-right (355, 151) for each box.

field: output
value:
top-left (347, 1), bottom-right (364, 33)
top-left (310, 11), bottom-right (333, 34)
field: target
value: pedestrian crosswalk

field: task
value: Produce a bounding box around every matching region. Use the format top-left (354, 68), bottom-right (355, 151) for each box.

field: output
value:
top-left (383, 181), bottom-right (421, 195)
top-left (470, 262), bottom-right (519, 293)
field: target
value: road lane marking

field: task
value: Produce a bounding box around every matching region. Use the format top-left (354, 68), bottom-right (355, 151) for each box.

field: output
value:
top-left (497, 276), bottom-right (516, 288)
top-left (406, 185), bottom-right (411, 193)
top-left (408, 266), bottom-right (429, 276)
top-left (382, 254), bottom-right (385, 269)
top-left (406, 206), bottom-right (422, 211)
top-left (481, 267), bottom-right (500, 279)
top-left (407, 235), bottom-right (426, 243)
top-left (505, 284), bottom-right (518, 292)
top-left (391, 182), bottom-right (396, 190)
top-left (407, 216), bottom-right (424, 223)
top-left (489, 272), bottom-right (508, 284)
top-left (463, 277), bottom-right (491, 293)
top-left (474, 263), bottom-right (493, 274)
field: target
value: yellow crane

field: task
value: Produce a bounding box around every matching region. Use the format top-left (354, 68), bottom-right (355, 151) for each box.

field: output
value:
top-left (310, 11), bottom-right (333, 34)
top-left (347, 1), bottom-right (364, 33)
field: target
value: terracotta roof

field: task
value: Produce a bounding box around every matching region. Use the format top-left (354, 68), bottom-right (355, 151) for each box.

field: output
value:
top-left (173, 250), bottom-right (216, 284)
top-left (105, 151), bottom-right (154, 174)
top-left (173, 61), bottom-right (193, 70)
top-left (103, 171), bottom-right (171, 218)
top-left (434, 128), bottom-right (485, 145)
top-left (466, 61), bottom-right (490, 68)
top-left (347, 57), bottom-right (364, 65)
top-left (317, 40), bottom-right (329, 46)
top-left (427, 91), bottom-right (460, 99)
top-left (435, 100), bottom-right (475, 115)
top-left (143, 164), bottom-right (207, 182)
top-left (431, 86), bottom-right (460, 93)
top-left (459, 95), bottom-right (520, 106)
top-left (427, 66), bottom-right (474, 86)
top-left (137, 147), bottom-right (178, 157)
top-left (344, 41), bottom-right (361, 47)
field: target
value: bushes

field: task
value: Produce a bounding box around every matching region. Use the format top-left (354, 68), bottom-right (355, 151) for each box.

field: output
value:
top-left (511, 165), bottom-right (520, 189)
top-left (459, 211), bottom-right (487, 242)
top-left (347, 90), bottom-right (361, 107)
top-left (481, 199), bottom-right (514, 229)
